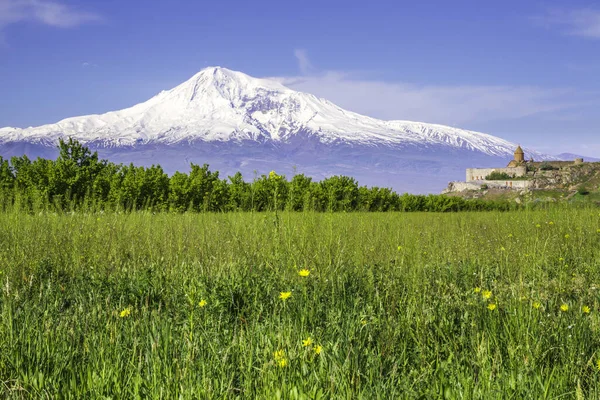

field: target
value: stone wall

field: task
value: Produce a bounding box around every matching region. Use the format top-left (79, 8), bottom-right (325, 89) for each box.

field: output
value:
top-left (443, 182), bottom-right (482, 193)
top-left (466, 166), bottom-right (526, 182)
top-left (483, 180), bottom-right (532, 189)
top-left (444, 179), bottom-right (532, 193)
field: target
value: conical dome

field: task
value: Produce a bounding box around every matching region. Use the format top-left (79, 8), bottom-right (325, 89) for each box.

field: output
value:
top-left (514, 145), bottom-right (524, 162)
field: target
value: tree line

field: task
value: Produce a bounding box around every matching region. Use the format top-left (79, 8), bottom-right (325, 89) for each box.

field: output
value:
top-left (0, 138), bottom-right (516, 213)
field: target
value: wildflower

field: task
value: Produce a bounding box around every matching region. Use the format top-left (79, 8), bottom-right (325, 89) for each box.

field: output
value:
top-left (482, 290), bottom-right (492, 300)
top-left (119, 307), bottom-right (131, 318)
top-left (198, 299), bottom-right (207, 308)
top-left (597, 228), bottom-right (600, 234)
top-left (269, 170), bottom-right (277, 179)
top-left (508, 233), bottom-right (513, 238)
top-left (559, 257), bottom-right (564, 262)
top-left (298, 269), bottom-right (310, 277)
top-left (565, 234), bottom-right (570, 239)
top-left (583, 306), bottom-right (591, 314)
top-left (536, 224), bottom-right (541, 228)
top-left (560, 304), bottom-right (569, 312)
top-left (361, 319), bottom-right (367, 326)
top-left (474, 287), bottom-right (481, 293)
top-left (302, 337), bottom-right (313, 347)
top-left (549, 221), bottom-right (554, 225)
top-left (314, 345), bottom-right (322, 355)
top-left (597, 359), bottom-right (600, 371)
top-left (533, 301), bottom-right (541, 309)
top-left (397, 245), bottom-right (402, 251)
top-left (487, 303), bottom-right (497, 311)
top-left (274, 349), bottom-right (287, 367)
top-left (500, 247), bottom-right (506, 252)
top-left (279, 291), bottom-right (292, 301)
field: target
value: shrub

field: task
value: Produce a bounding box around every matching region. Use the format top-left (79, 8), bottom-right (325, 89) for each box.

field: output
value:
top-left (485, 171), bottom-right (514, 180)
top-left (540, 162), bottom-right (558, 171)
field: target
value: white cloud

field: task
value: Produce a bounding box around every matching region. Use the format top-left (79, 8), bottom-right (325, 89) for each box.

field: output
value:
top-left (534, 8), bottom-right (600, 38)
top-left (0, 0), bottom-right (100, 30)
top-left (294, 49), bottom-right (314, 75)
top-left (81, 61), bottom-right (98, 68)
top-left (275, 70), bottom-right (577, 127)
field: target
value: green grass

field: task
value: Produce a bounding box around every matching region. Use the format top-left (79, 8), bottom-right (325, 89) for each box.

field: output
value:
top-left (2, 209), bottom-right (600, 398)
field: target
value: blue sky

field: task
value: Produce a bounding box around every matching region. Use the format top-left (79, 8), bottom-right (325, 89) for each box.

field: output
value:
top-left (0, 0), bottom-right (599, 155)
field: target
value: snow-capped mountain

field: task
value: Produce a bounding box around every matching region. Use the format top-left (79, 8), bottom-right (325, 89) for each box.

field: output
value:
top-left (555, 153), bottom-right (599, 162)
top-left (0, 67), bottom-right (553, 193)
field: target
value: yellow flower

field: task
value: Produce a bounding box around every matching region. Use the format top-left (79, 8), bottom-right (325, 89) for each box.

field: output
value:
top-left (314, 345), bottom-right (322, 355)
top-left (560, 304), bottom-right (569, 312)
top-left (565, 234), bottom-right (570, 239)
top-left (583, 306), bottom-right (591, 314)
top-left (302, 337), bottom-right (313, 347)
top-left (597, 359), bottom-right (600, 371)
top-left (473, 287), bottom-right (481, 293)
top-left (274, 350), bottom-right (285, 361)
top-left (549, 221), bottom-right (554, 225)
top-left (500, 247), bottom-right (506, 252)
top-left (482, 290), bottom-right (492, 300)
top-left (119, 307), bottom-right (131, 318)
top-left (487, 303), bottom-right (497, 311)
top-left (269, 170), bottom-right (277, 179)
top-left (508, 233), bottom-right (513, 238)
top-left (532, 301), bottom-right (541, 309)
top-left (536, 224), bottom-right (541, 228)
top-left (298, 269), bottom-right (310, 277)
top-left (397, 246), bottom-right (402, 251)
top-left (360, 319), bottom-right (367, 326)
top-left (279, 291), bottom-right (292, 301)
top-left (597, 228), bottom-right (600, 233)
top-left (198, 299), bottom-right (207, 308)
top-left (278, 358), bottom-right (288, 368)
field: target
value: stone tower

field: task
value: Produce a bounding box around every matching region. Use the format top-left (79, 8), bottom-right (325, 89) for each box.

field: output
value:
top-left (514, 145), bottom-right (524, 163)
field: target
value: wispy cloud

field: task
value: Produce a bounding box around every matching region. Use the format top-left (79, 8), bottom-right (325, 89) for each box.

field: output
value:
top-left (534, 8), bottom-right (600, 39)
top-left (274, 51), bottom-right (581, 127)
top-left (81, 61), bottom-right (98, 68)
top-left (294, 49), bottom-right (314, 75)
top-left (0, 0), bottom-right (100, 31)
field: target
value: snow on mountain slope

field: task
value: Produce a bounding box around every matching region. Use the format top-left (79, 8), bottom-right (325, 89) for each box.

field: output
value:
top-left (0, 67), bottom-right (547, 159)
top-left (0, 67), bottom-right (558, 192)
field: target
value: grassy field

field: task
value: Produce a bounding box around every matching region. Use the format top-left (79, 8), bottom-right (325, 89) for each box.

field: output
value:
top-left (2, 209), bottom-right (600, 398)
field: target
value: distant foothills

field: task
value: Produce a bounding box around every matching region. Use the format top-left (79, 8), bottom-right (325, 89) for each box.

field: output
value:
top-left (0, 139), bottom-right (517, 213)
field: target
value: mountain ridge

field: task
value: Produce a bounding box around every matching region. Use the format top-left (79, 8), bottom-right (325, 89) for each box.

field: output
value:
top-left (0, 67), bottom-right (555, 192)
top-left (0, 67), bottom-right (548, 157)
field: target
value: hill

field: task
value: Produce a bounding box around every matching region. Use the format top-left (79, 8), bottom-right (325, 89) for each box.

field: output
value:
top-left (445, 161), bottom-right (600, 205)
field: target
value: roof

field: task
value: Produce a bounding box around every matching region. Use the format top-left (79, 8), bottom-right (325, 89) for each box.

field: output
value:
top-left (515, 145), bottom-right (524, 154)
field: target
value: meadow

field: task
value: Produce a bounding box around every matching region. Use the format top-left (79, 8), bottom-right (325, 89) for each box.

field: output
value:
top-left (2, 208), bottom-right (600, 398)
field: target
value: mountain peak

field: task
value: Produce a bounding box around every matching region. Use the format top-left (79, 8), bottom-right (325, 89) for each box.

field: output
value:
top-left (178, 66), bottom-right (289, 99)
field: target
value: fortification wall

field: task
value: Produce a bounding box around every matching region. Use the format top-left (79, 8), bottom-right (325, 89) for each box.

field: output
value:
top-left (444, 182), bottom-right (482, 193)
top-left (466, 166), bottom-right (526, 182)
top-left (483, 180), bottom-right (532, 189)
